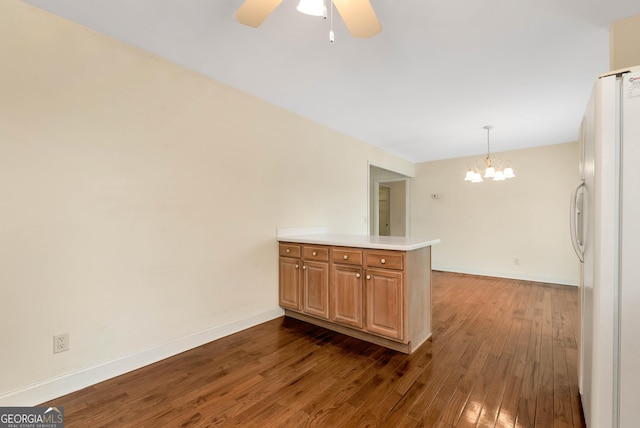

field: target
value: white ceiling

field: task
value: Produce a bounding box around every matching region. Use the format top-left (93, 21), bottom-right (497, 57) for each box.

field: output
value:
top-left (22, 0), bottom-right (640, 162)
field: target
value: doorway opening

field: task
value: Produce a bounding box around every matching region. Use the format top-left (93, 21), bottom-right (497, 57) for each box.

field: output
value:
top-left (369, 165), bottom-right (410, 237)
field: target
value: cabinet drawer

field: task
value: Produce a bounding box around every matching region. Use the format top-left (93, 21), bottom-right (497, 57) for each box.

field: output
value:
top-left (366, 250), bottom-right (404, 270)
top-left (303, 245), bottom-right (329, 261)
top-left (279, 243), bottom-right (301, 258)
top-left (332, 247), bottom-right (363, 265)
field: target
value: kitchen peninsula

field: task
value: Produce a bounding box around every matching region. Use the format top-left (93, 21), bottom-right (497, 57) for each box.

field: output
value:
top-left (277, 234), bottom-right (440, 353)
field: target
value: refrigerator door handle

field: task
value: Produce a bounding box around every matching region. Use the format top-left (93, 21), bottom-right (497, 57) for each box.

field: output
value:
top-left (570, 181), bottom-right (586, 262)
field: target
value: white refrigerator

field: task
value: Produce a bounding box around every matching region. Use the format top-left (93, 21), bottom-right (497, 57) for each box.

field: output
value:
top-left (570, 66), bottom-right (640, 428)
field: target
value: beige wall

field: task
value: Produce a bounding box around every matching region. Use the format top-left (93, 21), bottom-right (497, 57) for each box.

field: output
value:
top-left (0, 0), bottom-right (413, 402)
top-left (411, 142), bottom-right (580, 285)
top-left (610, 14), bottom-right (640, 70)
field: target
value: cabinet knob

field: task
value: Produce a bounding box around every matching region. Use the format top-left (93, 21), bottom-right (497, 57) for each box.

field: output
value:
top-left (380, 258), bottom-right (386, 264)
top-left (366, 275), bottom-right (371, 280)
top-left (356, 273), bottom-right (361, 278)
top-left (312, 251), bottom-right (317, 256)
top-left (302, 265), bottom-right (307, 270)
top-left (295, 264), bottom-right (299, 269)
top-left (286, 248), bottom-right (290, 253)
top-left (343, 255), bottom-right (348, 260)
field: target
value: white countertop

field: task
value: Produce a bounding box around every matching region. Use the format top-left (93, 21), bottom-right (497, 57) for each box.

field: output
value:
top-left (278, 234), bottom-right (440, 251)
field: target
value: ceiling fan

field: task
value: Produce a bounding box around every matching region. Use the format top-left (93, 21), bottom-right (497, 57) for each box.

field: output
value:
top-left (235, 0), bottom-right (382, 39)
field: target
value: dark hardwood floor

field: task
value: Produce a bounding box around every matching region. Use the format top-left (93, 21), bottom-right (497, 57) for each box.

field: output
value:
top-left (42, 271), bottom-right (585, 427)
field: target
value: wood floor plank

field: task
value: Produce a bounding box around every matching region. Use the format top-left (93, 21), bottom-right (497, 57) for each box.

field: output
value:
top-left (551, 288), bottom-right (574, 427)
top-left (496, 284), bottom-right (535, 427)
top-left (558, 286), bottom-right (585, 428)
top-left (40, 271), bottom-right (585, 427)
top-left (437, 282), bottom-right (511, 426)
top-left (453, 279), bottom-right (517, 427)
top-left (534, 287), bottom-right (555, 427)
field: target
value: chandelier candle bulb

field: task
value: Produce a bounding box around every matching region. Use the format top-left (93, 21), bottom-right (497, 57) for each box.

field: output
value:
top-left (484, 166), bottom-right (496, 178)
top-left (465, 170), bottom-right (475, 181)
top-left (504, 167), bottom-right (515, 178)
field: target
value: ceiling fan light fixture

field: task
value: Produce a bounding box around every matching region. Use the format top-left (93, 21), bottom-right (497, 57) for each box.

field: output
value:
top-left (297, 0), bottom-right (325, 17)
top-left (236, 0), bottom-right (381, 40)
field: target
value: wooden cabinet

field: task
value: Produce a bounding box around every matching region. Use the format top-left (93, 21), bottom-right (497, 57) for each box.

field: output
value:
top-left (303, 245), bottom-right (329, 261)
top-left (302, 259), bottom-right (329, 319)
top-left (331, 248), bottom-right (403, 338)
top-left (330, 247), bottom-right (364, 329)
top-left (279, 241), bottom-right (432, 354)
top-left (279, 256), bottom-right (301, 310)
top-left (365, 268), bottom-right (403, 340)
top-left (279, 244), bottom-right (301, 310)
top-left (279, 244), bottom-right (330, 320)
top-left (280, 243), bottom-right (301, 258)
top-left (330, 263), bottom-right (364, 329)
top-left (363, 249), bottom-right (405, 340)
top-left (301, 245), bottom-right (329, 320)
top-left (366, 250), bottom-right (404, 270)
top-left (332, 247), bottom-right (363, 265)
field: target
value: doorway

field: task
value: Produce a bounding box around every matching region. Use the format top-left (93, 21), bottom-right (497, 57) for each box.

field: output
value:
top-left (369, 165), bottom-right (410, 237)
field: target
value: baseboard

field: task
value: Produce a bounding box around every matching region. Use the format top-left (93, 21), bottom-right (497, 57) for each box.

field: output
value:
top-left (0, 307), bottom-right (284, 406)
top-left (433, 266), bottom-right (579, 287)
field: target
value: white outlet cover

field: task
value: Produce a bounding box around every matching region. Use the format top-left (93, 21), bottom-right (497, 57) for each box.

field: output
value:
top-left (53, 333), bottom-right (69, 354)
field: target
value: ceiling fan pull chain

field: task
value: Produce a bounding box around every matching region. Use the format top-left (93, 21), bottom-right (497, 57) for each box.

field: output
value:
top-left (329, 1), bottom-right (335, 42)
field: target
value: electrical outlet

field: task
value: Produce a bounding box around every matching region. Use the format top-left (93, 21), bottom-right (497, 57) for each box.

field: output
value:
top-left (53, 333), bottom-right (69, 354)
top-left (514, 258), bottom-right (520, 266)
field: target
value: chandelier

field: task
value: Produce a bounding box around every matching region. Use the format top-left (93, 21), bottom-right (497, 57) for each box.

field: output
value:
top-left (464, 125), bottom-right (515, 183)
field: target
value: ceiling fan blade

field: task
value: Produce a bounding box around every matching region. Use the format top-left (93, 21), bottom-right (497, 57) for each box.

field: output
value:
top-left (236, 0), bottom-right (284, 27)
top-left (332, 0), bottom-right (381, 38)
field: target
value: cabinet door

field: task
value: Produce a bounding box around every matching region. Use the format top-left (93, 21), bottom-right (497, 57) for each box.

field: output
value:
top-left (279, 257), bottom-right (301, 311)
top-left (303, 261), bottom-right (330, 319)
top-left (365, 269), bottom-right (404, 340)
top-left (331, 264), bottom-right (364, 329)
